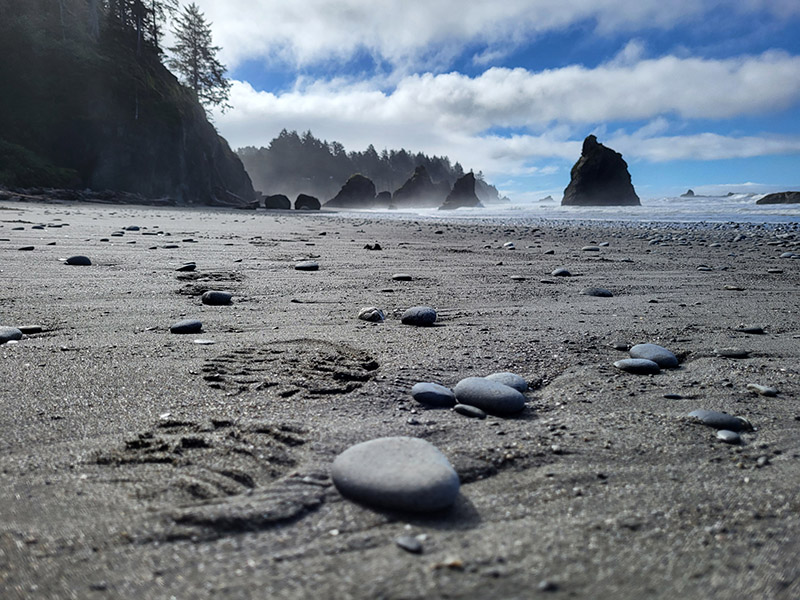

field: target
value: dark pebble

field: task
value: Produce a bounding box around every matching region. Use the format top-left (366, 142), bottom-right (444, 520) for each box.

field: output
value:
top-left (688, 409), bottom-right (752, 432)
top-left (401, 306), bottom-right (437, 326)
top-left (201, 291), bottom-right (233, 305)
top-left (613, 358), bottom-right (660, 374)
top-left (295, 260), bottom-right (319, 271)
top-left (170, 319), bottom-right (203, 334)
top-left (65, 255), bottom-right (92, 266)
top-left (580, 287), bottom-right (613, 297)
top-left (454, 404), bottom-right (487, 419)
top-left (18, 246), bottom-right (35, 251)
top-left (411, 382), bottom-right (456, 408)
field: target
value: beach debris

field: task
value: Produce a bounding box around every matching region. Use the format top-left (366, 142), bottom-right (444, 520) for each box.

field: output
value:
top-left (454, 377), bottom-right (526, 416)
top-left (411, 382), bottom-right (456, 408)
top-left (169, 319), bottom-right (203, 334)
top-left (201, 290), bottom-right (232, 305)
top-left (357, 307), bottom-right (385, 322)
top-left (401, 306), bottom-right (437, 326)
top-left (294, 260), bottom-right (319, 271)
top-left (65, 255), bottom-right (92, 266)
top-left (716, 430), bottom-right (742, 444)
top-left (0, 327), bottom-right (23, 344)
top-left (746, 383), bottom-right (778, 397)
top-left (613, 358), bottom-right (660, 375)
top-left (331, 437), bottom-right (460, 512)
top-left (688, 410), bottom-right (752, 432)
top-left (580, 287), bottom-right (613, 297)
top-left (629, 343), bottom-right (679, 368)
top-left (484, 372), bottom-right (528, 393)
top-left (454, 404), bottom-right (487, 419)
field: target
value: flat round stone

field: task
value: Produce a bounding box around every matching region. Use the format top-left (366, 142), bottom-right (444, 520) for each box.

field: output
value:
top-left (411, 382), bottom-right (456, 407)
top-left (170, 319), bottom-right (203, 334)
top-left (716, 430), bottom-right (742, 444)
top-left (629, 343), bottom-right (678, 368)
top-left (716, 347), bottom-right (749, 358)
top-left (453, 403), bottom-right (487, 419)
top-left (294, 261), bottom-right (319, 271)
top-left (746, 383), bottom-right (777, 397)
top-left (401, 306), bottom-right (437, 326)
top-left (580, 287), bottom-right (613, 298)
top-left (484, 372), bottom-right (528, 393)
top-left (613, 358), bottom-right (661, 375)
top-left (176, 262), bottom-right (196, 272)
top-left (65, 255), bottom-right (92, 266)
top-left (201, 291), bottom-right (232, 305)
top-left (582, 245), bottom-right (600, 252)
top-left (0, 327), bottom-right (23, 344)
top-left (358, 307), bottom-right (385, 322)
top-left (688, 409), bottom-right (752, 432)
top-left (551, 268), bottom-right (571, 277)
top-left (331, 437), bottom-right (460, 512)
top-left (454, 377), bottom-right (526, 416)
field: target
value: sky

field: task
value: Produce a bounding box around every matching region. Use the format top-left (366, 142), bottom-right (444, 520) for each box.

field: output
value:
top-left (185, 0), bottom-right (800, 201)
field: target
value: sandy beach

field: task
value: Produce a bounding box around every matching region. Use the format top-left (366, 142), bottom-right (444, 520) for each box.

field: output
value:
top-left (1, 199), bottom-right (799, 599)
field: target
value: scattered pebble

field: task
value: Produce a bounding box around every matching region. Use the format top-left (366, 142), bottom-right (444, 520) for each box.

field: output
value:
top-left (716, 430), bottom-right (742, 444)
top-left (453, 404), bottom-right (487, 419)
top-left (392, 273), bottom-right (413, 281)
top-left (629, 343), bottom-right (679, 368)
top-left (735, 325), bottom-right (765, 335)
top-left (484, 372), bottom-right (528, 393)
top-left (358, 307), bottom-right (385, 322)
top-left (613, 358), bottom-right (660, 375)
top-left (294, 260), bottom-right (319, 271)
top-left (176, 262), bottom-right (196, 272)
top-left (688, 409), bottom-right (752, 432)
top-left (716, 347), bottom-right (749, 359)
top-left (18, 246), bottom-right (34, 251)
top-left (193, 339), bottom-right (216, 345)
top-left (551, 268), bottom-right (571, 277)
top-left (401, 306), bottom-right (437, 326)
top-left (170, 319), bottom-right (203, 334)
top-left (580, 287), bottom-right (613, 297)
top-left (454, 377), bottom-right (526, 416)
top-left (411, 382), bottom-right (456, 408)
top-left (503, 242), bottom-right (516, 250)
top-left (17, 325), bottom-right (42, 335)
top-left (65, 255), bottom-right (92, 266)
top-left (582, 245), bottom-right (600, 252)
top-left (395, 535), bottom-right (423, 554)
top-left (331, 437), bottom-right (460, 512)
top-left (746, 383), bottom-right (778, 397)
top-left (0, 327), bottom-right (23, 344)
top-left (201, 291), bottom-right (232, 305)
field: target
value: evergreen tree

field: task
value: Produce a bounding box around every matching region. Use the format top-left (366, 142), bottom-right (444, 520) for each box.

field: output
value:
top-left (167, 3), bottom-right (230, 113)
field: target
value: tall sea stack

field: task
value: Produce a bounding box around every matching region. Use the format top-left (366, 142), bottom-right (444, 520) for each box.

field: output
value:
top-left (562, 135), bottom-right (640, 206)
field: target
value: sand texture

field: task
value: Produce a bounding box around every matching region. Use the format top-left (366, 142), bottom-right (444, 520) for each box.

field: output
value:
top-left (1, 201), bottom-right (799, 599)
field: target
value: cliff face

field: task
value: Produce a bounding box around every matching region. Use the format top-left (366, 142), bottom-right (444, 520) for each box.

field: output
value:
top-left (0, 2), bottom-right (254, 205)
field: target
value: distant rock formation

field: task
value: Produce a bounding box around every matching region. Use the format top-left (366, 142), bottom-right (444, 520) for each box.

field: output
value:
top-left (325, 174), bottom-right (377, 208)
top-left (295, 194), bottom-right (321, 210)
top-left (439, 172), bottom-right (483, 210)
top-left (561, 135), bottom-right (640, 206)
top-left (392, 165), bottom-right (450, 208)
top-left (375, 191), bottom-right (393, 207)
top-left (539, 195), bottom-right (555, 203)
top-left (681, 189), bottom-right (695, 197)
top-left (264, 194), bottom-right (291, 209)
top-left (756, 191), bottom-right (800, 205)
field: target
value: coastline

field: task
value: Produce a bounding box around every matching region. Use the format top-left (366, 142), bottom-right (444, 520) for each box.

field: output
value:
top-left (1, 200), bottom-right (799, 599)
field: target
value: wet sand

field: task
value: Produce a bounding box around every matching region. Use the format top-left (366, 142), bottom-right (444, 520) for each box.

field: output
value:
top-left (1, 200), bottom-right (799, 599)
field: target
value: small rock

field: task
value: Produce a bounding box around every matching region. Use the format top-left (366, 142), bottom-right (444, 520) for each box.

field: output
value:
top-left (294, 260), bottom-right (319, 271)
top-left (176, 262), bottom-right (197, 272)
top-left (193, 339), bottom-right (216, 345)
top-left (170, 319), bottom-right (203, 334)
top-left (65, 255), bottom-right (92, 266)
top-left (613, 358), bottom-right (660, 375)
top-left (688, 409), bottom-right (752, 432)
top-left (581, 245), bottom-right (600, 252)
top-left (392, 273), bottom-right (413, 281)
top-left (395, 535), bottom-right (423, 554)
top-left (551, 268), bottom-right (571, 277)
top-left (484, 372), bottom-right (528, 393)
top-left (331, 437), bottom-right (460, 512)
top-left (735, 325), bottom-right (765, 335)
top-left (629, 343), bottom-right (679, 368)
top-left (358, 307), bottom-right (385, 322)
top-left (201, 291), bottom-right (232, 305)
top-left (716, 430), bottom-right (742, 444)
top-left (580, 287), bottom-right (613, 298)
top-left (401, 306), bottom-right (437, 326)
top-left (17, 325), bottom-right (42, 335)
top-left (503, 242), bottom-right (516, 250)
top-left (453, 404), bottom-right (487, 419)
top-left (716, 347), bottom-right (749, 359)
top-left (0, 327), bottom-right (23, 344)
top-left (411, 382), bottom-right (456, 408)
top-left (746, 383), bottom-right (778, 397)
top-left (454, 377), bottom-right (526, 416)
top-left (18, 246), bottom-right (34, 251)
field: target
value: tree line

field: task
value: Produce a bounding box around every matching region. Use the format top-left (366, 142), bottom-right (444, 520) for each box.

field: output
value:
top-left (237, 129), bottom-right (501, 203)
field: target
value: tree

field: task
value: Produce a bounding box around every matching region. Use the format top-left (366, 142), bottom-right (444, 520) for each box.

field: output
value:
top-left (167, 3), bottom-right (231, 113)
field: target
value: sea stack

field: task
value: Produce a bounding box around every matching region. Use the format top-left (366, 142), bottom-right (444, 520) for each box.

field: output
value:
top-left (324, 174), bottom-right (377, 208)
top-left (561, 135), bottom-right (640, 206)
top-left (439, 172), bottom-right (483, 210)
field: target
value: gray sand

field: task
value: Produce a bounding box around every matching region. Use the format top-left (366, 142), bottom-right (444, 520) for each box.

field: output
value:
top-left (1, 201), bottom-right (799, 599)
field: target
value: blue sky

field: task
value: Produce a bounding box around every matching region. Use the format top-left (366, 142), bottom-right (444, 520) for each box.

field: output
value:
top-left (185, 1), bottom-right (800, 200)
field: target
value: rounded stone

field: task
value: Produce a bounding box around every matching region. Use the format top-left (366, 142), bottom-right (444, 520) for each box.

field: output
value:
top-left (716, 430), bottom-right (742, 444)
top-left (716, 347), bottom-right (749, 359)
top-left (170, 319), bottom-right (203, 334)
top-left (688, 410), bottom-right (752, 432)
top-left (411, 382), bottom-right (456, 408)
top-left (454, 404), bottom-right (487, 419)
top-left (176, 262), bottom-right (196, 272)
top-left (582, 245), bottom-right (600, 252)
top-left (454, 377), bottom-right (526, 416)
top-left (358, 307), bottom-right (385, 322)
top-left (294, 261), bottom-right (319, 271)
top-left (0, 327), bottom-right (23, 344)
top-left (201, 291), bottom-right (232, 306)
top-left (484, 372), bottom-right (528, 393)
top-left (629, 343), bottom-right (679, 368)
top-left (392, 273), bottom-right (413, 281)
top-left (65, 255), bottom-right (92, 266)
top-left (551, 268), bottom-right (571, 277)
top-left (401, 306), bottom-right (437, 326)
top-left (613, 358), bottom-right (661, 375)
top-left (331, 437), bottom-right (460, 512)
top-left (746, 383), bottom-right (778, 397)
top-left (580, 287), bottom-right (613, 298)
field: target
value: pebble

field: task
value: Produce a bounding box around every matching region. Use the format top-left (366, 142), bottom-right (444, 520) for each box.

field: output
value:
top-left (18, 246), bottom-right (34, 251)
top-left (454, 377), bottom-right (526, 416)
top-left (746, 383), bottom-right (778, 397)
top-left (767, 268), bottom-right (783, 274)
top-left (716, 430), bottom-right (742, 444)
top-left (581, 245), bottom-right (600, 252)
top-left (17, 325), bottom-right (42, 335)
top-left (0, 327), bottom-right (23, 344)
top-left (411, 382), bottom-right (456, 408)
top-left (580, 287), bottom-right (613, 298)
top-left (453, 404), bottom-right (487, 419)
top-left (503, 242), bottom-right (516, 250)
top-left (193, 339), bottom-right (216, 345)
top-left (331, 437), bottom-right (460, 512)
top-left (176, 262), bottom-right (196, 272)
top-left (551, 268), bottom-right (571, 277)
top-left (716, 347), bottom-right (749, 359)
top-left (170, 319), bottom-right (203, 334)
top-left (395, 535), bottom-right (423, 554)
top-left (736, 325), bottom-right (765, 334)
top-left (201, 291), bottom-right (232, 305)
top-left (613, 358), bottom-right (660, 375)
top-left (510, 275), bottom-right (526, 281)
top-left (392, 273), bottom-right (413, 281)
top-left (65, 255), bottom-right (92, 266)
top-left (401, 306), bottom-right (437, 326)
top-left (688, 409), bottom-right (752, 432)
top-left (294, 261), bottom-right (319, 271)
top-left (358, 307), bottom-right (385, 322)
top-left (629, 343), bottom-right (679, 368)
top-left (484, 372), bottom-right (528, 393)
